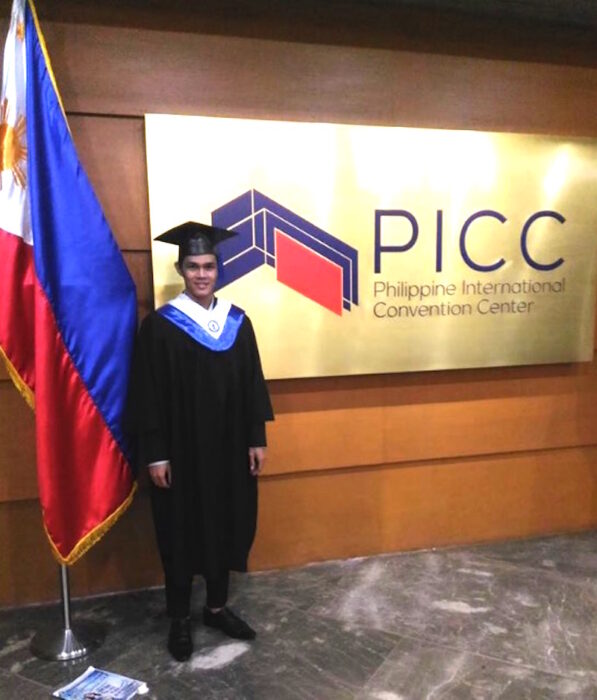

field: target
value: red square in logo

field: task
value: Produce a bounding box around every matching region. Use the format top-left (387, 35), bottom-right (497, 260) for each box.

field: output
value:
top-left (275, 228), bottom-right (343, 315)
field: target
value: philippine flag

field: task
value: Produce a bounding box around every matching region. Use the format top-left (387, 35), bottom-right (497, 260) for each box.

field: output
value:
top-left (0, 0), bottom-right (137, 564)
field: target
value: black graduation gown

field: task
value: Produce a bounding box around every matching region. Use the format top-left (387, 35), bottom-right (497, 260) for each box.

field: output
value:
top-left (126, 305), bottom-right (273, 584)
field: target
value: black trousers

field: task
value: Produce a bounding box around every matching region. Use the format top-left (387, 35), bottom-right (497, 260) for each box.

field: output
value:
top-left (165, 571), bottom-right (230, 618)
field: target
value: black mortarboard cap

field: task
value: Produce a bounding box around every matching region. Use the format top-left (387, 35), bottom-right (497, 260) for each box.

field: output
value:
top-left (155, 221), bottom-right (236, 259)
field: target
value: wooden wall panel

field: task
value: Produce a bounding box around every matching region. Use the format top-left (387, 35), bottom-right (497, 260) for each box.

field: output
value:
top-left (252, 446), bottom-right (597, 570)
top-left (267, 357), bottom-right (597, 412)
top-left (4, 358), bottom-right (597, 500)
top-left (2, 446), bottom-right (595, 606)
top-left (380, 391), bottom-right (597, 463)
top-left (34, 23), bottom-right (597, 137)
top-left (0, 493), bottom-right (161, 607)
top-left (267, 385), bottom-right (597, 475)
top-left (4, 1), bottom-right (597, 68)
top-left (268, 406), bottom-right (385, 473)
top-left (0, 384), bottom-right (36, 503)
top-left (122, 251), bottom-right (154, 319)
top-left (0, 500), bottom-right (55, 606)
top-left (69, 115), bottom-right (149, 251)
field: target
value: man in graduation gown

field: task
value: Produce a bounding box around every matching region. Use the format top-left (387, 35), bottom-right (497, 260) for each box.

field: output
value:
top-left (126, 221), bottom-right (274, 662)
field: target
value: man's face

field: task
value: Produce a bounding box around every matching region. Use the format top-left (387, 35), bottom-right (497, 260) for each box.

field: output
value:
top-left (176, 254), bottom-right (218, 308)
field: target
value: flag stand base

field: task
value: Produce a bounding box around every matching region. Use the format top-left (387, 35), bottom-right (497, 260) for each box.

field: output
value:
top-left (30, 621), bottom-right (104, 661)
top-left (30, 564), bottom-right (105, 661)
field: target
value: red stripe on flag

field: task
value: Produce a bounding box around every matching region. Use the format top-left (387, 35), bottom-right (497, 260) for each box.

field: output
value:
top-left (0, 228), bottom-right (36, 393)
top-left (34, 283), bottom-right (134, 561)
top-left (275, 228), bottom-right (343, 315)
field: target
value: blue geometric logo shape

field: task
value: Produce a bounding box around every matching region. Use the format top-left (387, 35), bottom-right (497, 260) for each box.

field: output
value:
top-left (212, 189), bottom-right (358, 314)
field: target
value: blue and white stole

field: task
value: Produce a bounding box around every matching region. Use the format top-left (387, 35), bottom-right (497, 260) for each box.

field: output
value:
top-left (157, 293), bottom-right (245, 351)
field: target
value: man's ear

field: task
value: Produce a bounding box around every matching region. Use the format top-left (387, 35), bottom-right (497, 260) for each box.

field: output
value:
top-left (174, 261), bottom-right (182, 276)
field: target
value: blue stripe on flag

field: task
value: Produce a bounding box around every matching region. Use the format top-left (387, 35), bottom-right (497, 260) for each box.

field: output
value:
top-left (25, 5), bottom-right (137, 458)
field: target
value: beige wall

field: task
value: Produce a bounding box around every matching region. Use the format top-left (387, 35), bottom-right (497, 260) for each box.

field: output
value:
top-left (1, 13), bottom-right (597, 606)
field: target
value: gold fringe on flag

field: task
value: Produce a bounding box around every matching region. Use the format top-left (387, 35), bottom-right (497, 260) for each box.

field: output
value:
top-left (0, 344), bottom-right (34, 409)
top-left (45, 482), bottom-right (138, 566)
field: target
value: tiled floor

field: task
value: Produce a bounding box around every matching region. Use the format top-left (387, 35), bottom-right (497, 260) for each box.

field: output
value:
top-left (1, 531), bottom-right (596, 698)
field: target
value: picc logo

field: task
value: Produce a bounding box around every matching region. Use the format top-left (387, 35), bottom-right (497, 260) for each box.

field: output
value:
top-left (214, 189), bottom-right (358, 316)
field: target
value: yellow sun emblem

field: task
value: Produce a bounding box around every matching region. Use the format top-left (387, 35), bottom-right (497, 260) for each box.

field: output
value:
top-left (0, 97), bottom-right (27, 189)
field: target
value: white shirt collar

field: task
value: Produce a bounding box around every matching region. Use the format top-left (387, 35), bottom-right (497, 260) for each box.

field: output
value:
top-left (167, 293), bottom-right (232, 339)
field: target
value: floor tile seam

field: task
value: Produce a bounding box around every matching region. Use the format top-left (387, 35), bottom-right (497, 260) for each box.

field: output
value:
top-left (452, 644), bottom-right (597, 684)
top-left (470, 550), bottom-right (597, 590)
top-left (199, 643), bottom-right (364, 700)
top-left (301, 599), bottom-right (418, 634)
top-left (280, 644), bottom-right (380, 697)
top-left (302, 607), bottom-right (410, 647)
top-left (259, 608), bottom-right (401, 690)
top-left (294, 608), bottom-right (425, 661)
top-left (367, 627), bottom-right (597, 683)
top-left (356, 632), bottom-right (479, 697)
top-left (397, 544), bottom-right (594, 581)
top-left (159, 672), bottom-right (236, 698)
top-left (305, 543), bottom-right (597, 590)
top-left (302, 561), bottom-right (597, 632)
top-left (250, 593), bottom-right (318, 613)
top-left (5, 667), bottom-right (54, 692)
top-left (246, 538), bottom-right (596, 589)
top-left (298, 607), bottom-right (597, 682)
top-left (0, 584), bottom-right (167, 615)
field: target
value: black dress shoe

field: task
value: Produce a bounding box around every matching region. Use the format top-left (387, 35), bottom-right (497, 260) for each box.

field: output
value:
top-left (203, 606), bottom-right (256, 640)
top-left (167, 617), bottom-right (193, 661)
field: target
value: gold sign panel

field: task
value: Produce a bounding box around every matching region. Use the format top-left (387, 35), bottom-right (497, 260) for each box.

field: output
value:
top-left (145, 115), bottom-right (597, 379)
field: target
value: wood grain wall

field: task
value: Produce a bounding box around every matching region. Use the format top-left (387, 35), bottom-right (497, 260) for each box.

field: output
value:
top-left (1, 12), bottom-right (597, 606)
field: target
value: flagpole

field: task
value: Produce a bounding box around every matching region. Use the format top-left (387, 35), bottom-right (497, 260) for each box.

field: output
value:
top-left (29, 565), bottom-right (105, 661)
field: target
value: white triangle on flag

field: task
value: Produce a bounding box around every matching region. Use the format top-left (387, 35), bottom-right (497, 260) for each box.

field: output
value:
top-left (0, 0), bottom-right (31, 244)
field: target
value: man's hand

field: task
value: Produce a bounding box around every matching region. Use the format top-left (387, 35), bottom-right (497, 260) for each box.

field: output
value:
top-left (248, 447), bottom-right (266, 476)
top-left (149, 461), bottom-right (171, 488)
